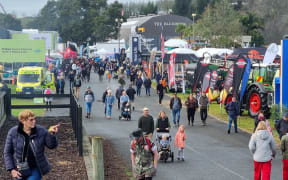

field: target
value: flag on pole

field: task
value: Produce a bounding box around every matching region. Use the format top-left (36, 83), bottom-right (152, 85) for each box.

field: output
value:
top-left (121, 9), bottom-right (124, 16)
top-left (169, 52), bottom-right (176, 88)
top-left (161, 33), bottom-right (165, 59)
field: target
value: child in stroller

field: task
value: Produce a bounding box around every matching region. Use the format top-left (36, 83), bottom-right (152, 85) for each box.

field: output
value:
top-left (119, 101), bottom-right (131, 120)
top-left (157, 132), bottom-right (174, 162)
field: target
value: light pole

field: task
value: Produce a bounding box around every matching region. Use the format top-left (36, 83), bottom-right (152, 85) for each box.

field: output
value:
top-left (115, 18), bottom-right (123, 53)
top-left (192, 13), bottom-right (197, 49)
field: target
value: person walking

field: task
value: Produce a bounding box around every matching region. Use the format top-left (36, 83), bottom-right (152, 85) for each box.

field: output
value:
top-left (185, 93), bottom-right (198, 126)
top-left (136, 76), bottom-right (143, 96)
top-left (225, 96), bottom-right (240, 134)
top-left (73, 75), bottom-right (82, 100)
top-left (44, 86), bottom-right (53, 111)
top-left (84, 86), bottom-right (95, 119)
top-left (199, 92), bottom-right (209, 126)
top-left (249, 121), bottom-right (276, 180)
top-left (126, 84), bottom-right (136, 111)
top-left (175, 125), bottom-right (186, 161)
top-left (138, 107), bottom-right (154, 139)
top-left (276, 113), bottom-right (288, 140)
top-left (105, 90), bottom-right (115, 119)
top-left (102, 87), bottom-right (110, 116)
top-left (4, 110), bottom-right (59, 180)
top-left (68, 71), bottom-right (75, 90)
top-left (281, 129), bottom-right (288, 180)
top-left (253, 111), bottom-right (273, 135)
top-left (120, 91), bottom-right (130, 110)
top-left (155, 111), bottom-right (170, 133)
top-left (130, 129), bottom-right (158, 180)
top-left (144, 77), bottom-right (152, 96)
top-left (169, 93), bottom-right (182, 127)
top-left (156, 80), bottom-right (164, 104)
top-left (116, 85), bottom-right (124, 110)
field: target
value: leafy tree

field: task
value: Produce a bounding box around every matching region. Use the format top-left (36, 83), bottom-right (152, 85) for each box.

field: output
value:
top-left (0, 13), bottom-right (22, 31)
top-left (173, 0), bottom-right (192, 17)
top-left (194, 0), bottom-right (244, 47)
top-left (240, 13), bottom-right (264, 46)
top-left (195, 0), bottom-right (210, 16)
top-left (175, 24), bottom-right (186, 39)
top-left (140, 2), bottom-right (158, 15)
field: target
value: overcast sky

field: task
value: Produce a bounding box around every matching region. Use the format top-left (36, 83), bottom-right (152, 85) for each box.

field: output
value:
top-left (0, 0), bottom-right (155, 17)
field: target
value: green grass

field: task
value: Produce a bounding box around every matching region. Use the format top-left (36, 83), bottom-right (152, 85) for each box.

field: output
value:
top-left (7, 83), bottom-right (46, 117)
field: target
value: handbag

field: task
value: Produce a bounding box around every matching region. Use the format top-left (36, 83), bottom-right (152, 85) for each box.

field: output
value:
top-left (17, 161), bottom-right (32, 178)
top-left (16, 134), bottom-right (32, 178)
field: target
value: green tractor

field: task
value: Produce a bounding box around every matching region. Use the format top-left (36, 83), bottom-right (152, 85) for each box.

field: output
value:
top-left (225, 63), bottom-right (279, 118)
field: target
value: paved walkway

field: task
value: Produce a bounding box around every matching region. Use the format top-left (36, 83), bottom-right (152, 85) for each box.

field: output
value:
top-left (75, 72), bottom-right (282, 180)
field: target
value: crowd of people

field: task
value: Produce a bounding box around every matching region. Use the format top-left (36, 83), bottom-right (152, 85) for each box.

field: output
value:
top-left (4, 56), bottom-right (288, 180)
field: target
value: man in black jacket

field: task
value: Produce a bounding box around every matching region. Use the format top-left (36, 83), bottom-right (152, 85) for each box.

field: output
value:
top-left (144, 77), bottom-right (152, 96)
top-left (126, 84), bottom-right (136, 111)
top-left (115, 85), bottom-right (124, 110)
top-left (225, 96), bottom-right (240, 134)
top-left (138, 107), bottom-right (154, 139)
top-left (157, 80), bottom-right (164, 104)
top-left (276, 113), bottom-right (288, 140)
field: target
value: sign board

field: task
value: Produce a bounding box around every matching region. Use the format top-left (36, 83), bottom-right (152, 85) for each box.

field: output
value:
top-left (281, 40), bottom-right (288, 108)
top-left (30, 33), bottom-right (52, 50)
top-left (132, 37), bottom-right (139, 65)
top-left (0, 40), bottom-right (45, 62)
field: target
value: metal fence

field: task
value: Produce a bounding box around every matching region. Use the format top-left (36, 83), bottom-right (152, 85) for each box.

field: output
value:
top-left (4, 89), bottom-right (83, 156)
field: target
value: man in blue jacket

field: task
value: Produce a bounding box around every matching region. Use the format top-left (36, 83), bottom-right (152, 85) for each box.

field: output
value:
top-left (225, 96), bottom-right (240, 134)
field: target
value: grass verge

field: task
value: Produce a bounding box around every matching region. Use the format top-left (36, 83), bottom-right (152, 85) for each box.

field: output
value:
top-left (8, 84), bottom-right (46, 117)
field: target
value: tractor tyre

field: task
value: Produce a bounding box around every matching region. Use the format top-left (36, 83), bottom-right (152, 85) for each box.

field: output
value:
top-left (247, 86), bottom-right (269, 118)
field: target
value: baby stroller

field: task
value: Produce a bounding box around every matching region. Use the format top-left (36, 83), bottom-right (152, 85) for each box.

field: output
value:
top-left (119, 101), bottom-right (131, 120)
top-left (156, 132), bottom-right (174, 163)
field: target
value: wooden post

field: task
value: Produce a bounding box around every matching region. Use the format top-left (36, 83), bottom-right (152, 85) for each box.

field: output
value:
top-left (91, 137), bottom-right (104, 180)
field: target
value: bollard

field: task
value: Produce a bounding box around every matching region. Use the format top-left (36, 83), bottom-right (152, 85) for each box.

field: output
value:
top-left (91, 137), bottom-right (104, 180)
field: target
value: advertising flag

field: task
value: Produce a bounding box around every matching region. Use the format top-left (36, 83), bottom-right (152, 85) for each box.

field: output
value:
top-left (232, 57), bottom-right (247, 95)
top-left (192, 60), bottom-right (209, 92)
top-left (161, 33), bottom-right (165, 59)
top-left (181, 64), bottom-right (185, 94)
top-left (121, 9), bottom-right (124, 16)
top-left (169, 52), bottom-right (176, 88)
top-left (221, 65), bottom-right (234, 104)
top-left (240, 58), bottom-right (251, 101)
top-left (263, 43), bottom-right (279, 64)
top-left (202, 72), bottom-right (211, 93)
top-left (132, 37), bottom-right (139, 65)
top-left (208, 70), bottom-right (219, 102)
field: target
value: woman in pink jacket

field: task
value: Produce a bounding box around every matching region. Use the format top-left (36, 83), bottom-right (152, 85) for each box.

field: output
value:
top-left (175, 125), bottom-right (186, 161)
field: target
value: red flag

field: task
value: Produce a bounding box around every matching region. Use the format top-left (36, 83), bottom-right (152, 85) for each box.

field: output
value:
top-left (148, 60), bottom-right (152, 78)
top-left (169, 52), bottom-right (176, 87)
top-left (121, 9), bottom-right (124, 16)
top-left (161, 33), bottom-right (165, 59)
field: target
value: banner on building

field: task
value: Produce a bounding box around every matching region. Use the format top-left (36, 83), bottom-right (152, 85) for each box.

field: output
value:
top-left (132, 37), bottom-right (139, 65)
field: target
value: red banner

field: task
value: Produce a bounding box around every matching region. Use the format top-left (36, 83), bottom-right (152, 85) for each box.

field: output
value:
top-left (161, 33), bottom-right (165, 59)
top-left (64, 48), bottom-right (77, 59)
top-left (142, 60), bottom-right (149, 76)
top-left (169, 52), bottom-right (176, 88)
top-left (148, 60), bottom-right (152, 78)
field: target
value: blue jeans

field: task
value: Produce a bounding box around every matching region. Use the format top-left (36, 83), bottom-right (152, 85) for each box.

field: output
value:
top-left (172, 109), bottom-right (181, 124)
top-left (85, 102), bottom-right (92, 113)
top-left (106, 105), bottom-right (112, 117)
top-left (228, 115), bottom-right (238, 132)
top-left (16, 168), bottom-right (41, 180)
top-left (137, 87), bottom-right (141, 96)
top-left (145, 87), bottom-right (151, 95)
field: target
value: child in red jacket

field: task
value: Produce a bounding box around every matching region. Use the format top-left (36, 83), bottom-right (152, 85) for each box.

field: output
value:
top-left (175, 125), bottom-right (186, 161)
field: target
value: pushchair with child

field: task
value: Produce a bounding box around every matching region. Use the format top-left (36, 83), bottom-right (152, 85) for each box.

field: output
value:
top-left (156, 131), bottom-right (174, 163)
top-left (119, 101), bottom-right (131, 121)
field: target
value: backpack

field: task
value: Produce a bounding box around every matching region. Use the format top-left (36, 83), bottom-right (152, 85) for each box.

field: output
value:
top-left (132, 137), bottom-right (152, 152)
